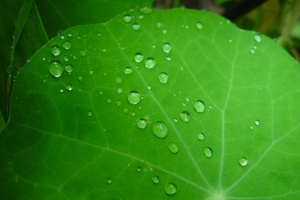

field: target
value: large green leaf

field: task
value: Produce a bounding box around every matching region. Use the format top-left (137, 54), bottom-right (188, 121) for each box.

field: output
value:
top-left (1, 7), bottom-right (300, 199)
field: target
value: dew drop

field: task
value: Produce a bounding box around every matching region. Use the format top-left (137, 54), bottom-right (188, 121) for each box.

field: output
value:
top-left (49, 60), bottom-right (64, 78)
top-left (115, 77), bottom-right (122, 84)
top-left (162, 29), bottom-right (167, 34)
top-left (124, 67), bottom-right (133, 74)
top-left (123, 14), bottom-right (132, 23)
top-left (62, 41), bottom-right (71, 50)
top-left (165, 182), bottom-right (177, 195)
top-left (137, 118), bottom-right (147, 129)
top-left (204, 147), bottom-right (212, 158)
top-left (87, 111), bottom-right (92, 117)
top-left (80, 50), bottom-right (87, 56)
top-left (107, 178), bottom-right (112, 184)
top-left (116, 101), bottom-right (122, 106)
top-left (255, 120), bottom-right (260, 126)
top-left (162, 43), bottom-right (172, 53)
top-left (196, 22), bottom-right (203, 29)
top-left (63, 55), bottom-right (69, 62)
top-left (78, 75), bottom-right (83, 81)
top-left (51, 45), bottom-right (60, 56)
top-left (132, 23), bottom-right (140, 30)
top-left (152, 121), bottom-right (168, 138)
top-left (254, 34), bottom-right (262, 43)
top-left (158, 72), bottom-right (169, 83)
top-left (168, 142), bottom-right (178, 154)
top-left (117, 88), bottom-right (123, 94)
top-left (134, 52), bottom-right (144, 63)
top-left (107, 99), bottom-right (112, 104)
top-left (152, 175), bottom-right (159, 184)
top-left (59, 88), bottom-right (64, 93)
top-left (123, 108), bottom-right (129, 114)
top-left (136, 166), bottom-right (141, 172)
top-left (66, 84), bottom-right (72, 91)
top-left (156, 22), bottom-right (163, 28)
top-left (250, 48), bottom-right (255, 54)
top-left (193, 100), bottom-right (205, 113)
top-left (139, 5), bottom-right (152, 14)
top-left (180, 111), bottom-right (190, 123)
top-left (250, 125), bottom-right (254, 130)
top-left (64, 64), bottom-right (73, 73)
top-left (166, 55), bottom-right (172, 61)
top-left (197, 133), bottom-right (204, 140)
top-left (127, 91), bottom-right (141, 105)
top-left (239, 157), bottom-right (248, 166)
top-left (145, 57), bottom-right (156, 69)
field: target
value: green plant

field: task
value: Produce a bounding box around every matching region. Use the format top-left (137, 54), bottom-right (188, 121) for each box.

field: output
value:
top-left (1, 0), bottom-right (300, 199)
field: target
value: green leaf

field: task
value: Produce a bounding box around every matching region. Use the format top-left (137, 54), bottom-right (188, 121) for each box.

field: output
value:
top-left (1, 7), bottom-right (300, 199)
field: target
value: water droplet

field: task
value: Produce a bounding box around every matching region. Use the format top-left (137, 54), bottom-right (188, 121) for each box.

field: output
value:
top-left (239, 157), bottom-right (248, 166)
top-left (116, 101), bottom-right (122, 106)
top-left (66, 84), bottom-right (72, 91)
top-left (156, 22), bottom-right (163, 28)
top-left (123, 14), bottom-right (132, 23)
top-left (229, 39), bottom-right (233, 43)
top-left (162, 43), bottom-right (172, 53)
top-left (107, 99), bottom-right (112, 104)
top-left (89, 71), bottom-right (94, 75)
top-left (97, 32), bottom-right (101, 36)
top-left (162, 29), bottom-right (167, 34)
top-left (165, 182), bottom-right (177, 195)
top-left (123, 108), bottom-right (129, 114)
top-left (64, 64), bottom-right (73, 73)
top-left (204, 147), bottom-right (212, 158)
top-left (103, 72), bottom-right (107, 76)
top-left (117, 88), bottom-right (123, 94)
top-left (80, 50), bottom-right (87, 56)
top-left (59, 88), bottom-right (64, 93)
top-left (131, 112), bottom-right (136, 117)
top-left (254, 34), bottom-right (262, 43)
top-left (166, 55), bottom-right (172, 61)
top-left (152, 121), bottom-right (168, 138)
top-left (134, 52), bottom-right (144, 63)
top-left (42, 57), bottom-right (46, 61)
top-left (147, 85), bottom-right (151, 89)
top-left (145, 57), bottom-right (156, 69)
top-left (255, 120), bottom-right (260, 125)
top-left (250, 48), bottom-right (255, 54)
top-left (197, 133), bottom-right (204, 140)
top-left (132, 23), bottom-right (140, 30)
top-left (49, 60), bottom-right (64, 78)
top-left (152, 175), bottom-right (159, 184)
top-left (78, 75), bottom-right (83, 81)
top-left (180, 111), bottom-right (190, 123)
top-left (62, 41), bottom-right (71, 50)
top-left (193, 100), bottom-right (205, 113)
top-left (63, 55), bottom-right (69, 62)
top-left (140, 5), bottom-right (152, 14)
top-left (87, 111), bottom-right (92, 117)
top-left (116, 77), bottom-right (122, 84)
top-left (127, 91), bottom-right (141, 105)
top-left (136, 166), bottom-right (141, 172)
top-left (124, 67), bottom-right (133, 74)
top-left (137, 118), bottom-right (147, 129)
top-left (168, 142), bottom-right (178, 154)
top-left (174, 118), bottom-right (178, 122)
top-left (196, 22), bottom-right (203, 29)
top-left (51, 45), bottom-right (60, 56)
top-left (250, 125), bottom-right (254, 130)
top-left (158, 72), bottom-right (168, 83)
top-left (107, 178), bottom-right (112, 184)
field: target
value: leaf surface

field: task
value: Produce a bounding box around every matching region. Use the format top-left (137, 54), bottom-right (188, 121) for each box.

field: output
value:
top-left (1, 7), bottom-right (300, 200)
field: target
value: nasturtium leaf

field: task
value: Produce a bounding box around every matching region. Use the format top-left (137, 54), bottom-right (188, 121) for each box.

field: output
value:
top-left (1, 7), bottom-right (300, 200)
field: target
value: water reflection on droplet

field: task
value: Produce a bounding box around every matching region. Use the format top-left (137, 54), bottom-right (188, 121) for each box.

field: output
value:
top-left (145, 57), bottom-right (156, 69)
top-left (49, 60), bottom-right (63, 78)
top-left (193, 100), bottom-right (205, 113)
top-left (137, 118), bottom-right (147, 129)
top-left (152, 175), bottom-right (159, 184)
top-left (165, 182), bottom-right (177, 195)
top-left (127, 91), bottom-right (141, 105)
top-left (152, 121), bottom-right (168, 138)
top-left (168, 142), bottom-right (179, 154)
top-left (180, 111), bottom-right (190, 122)
top-left (239, 157), bottom-right (248, 166)
top-left (134, 52), bottom-right (144, 63)
top-left (158, 72), bottom-right (169, 83)
top-left (51, 45), bottom-right (60, 56)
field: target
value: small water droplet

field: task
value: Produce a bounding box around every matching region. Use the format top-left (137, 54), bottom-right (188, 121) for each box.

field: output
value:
top-left (204, 147), bottom-right (212, 158)
top-left (49, 60), bottom-right (64, 78)
top-left (180, 111), bottom-right (190, 122)
top-left (63, 55), bottom-right (69, 62)
top-left (162, 43), bottom-right (172, 53)
top-left (250, 48), bottom-right (255, 54)
top-left (152, 121), bottom-right (168, 138)
top-left (152, 175), bottom-right (159, 184)
top-left (254, 34), bottom-right (262, 43)
top-left (193, 100), bottom-right (205, 113)
top-left (134, 52), bottom-right (144, 63)
top-left (197, 133), bottom-right (204, 140)
top-left (255, 120), bottom-right (260, 125)
top-left (59, 88), bottom-right (64, 93)
top-left (158, 72), bottom-right (168, 83)
top-left (136, 166), bottom-right (141, 172)
top-left (140, 5), bottom-right (152, 14)
top-left (196, 22), bottom-right (203, 29)
top-left (123, 14), bottom-right (132, 23)
top-left (89, 71), bottom-right (94, 75)
top-left (116, 77), bottom-right (122, 84)
top-left (123, 108), bottom-right (129, 114)
top-left (107, 99), bottom-right (112, 104)
top-left (162, 29), bottom-right (167, 34)
top-left (102, 72), bottom-right (107, 76)
top-left (239, 157), bottom-right (248, 166)
top-left (165, 182), bottom-right (177, 195)
top-left (250, 125), bottom-right (254, 130)
top-left (174, 118), bottom-right (178, 123)
top-left (145, 57), bottom-right (156, 69)
top-left (137, 118), bottom-right (147, 129)
top-left (80, 50), bottom-right (87, 56)
top-left (168, 142), bottom-right (178, 154)
top-left (78, 75), bottom-right (83, 81)
top-left (64, 64), bottom-right (73, 73)
top-left (117, 88), bottom-right (123, 94)
top-left (97, 32), bottom-right (101, 36)
top-left (156, 22), bottom-right (163, 28)
top-left (166, 55), bottom-right (172, 61)
top-left (66, 84), bottom-right (73, 91)
top-left (147, 85), bottom-right (151, 89)
top-left (62, 41), bottom-right (71, 50)
top-left (107, 178), bottom-right (112, 184)
top-left (132, 23), bottom-right (140, 30)
top-left (127, 91), bottom-right (141, 105)
top-left (51, 45), bottom-right (60, 56)
top-left (116, 101), bottom-right (122, 106)
top-left (87, 111), bottom-right (92, 117)
top-left (124, 67), bottom-right (133, 74)
top-left (229, 39), bottom-right (233, 43)
top-left (42, 57), bottom-right (46, 61)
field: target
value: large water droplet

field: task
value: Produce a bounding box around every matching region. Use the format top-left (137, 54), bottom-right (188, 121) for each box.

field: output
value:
top-left (254, 34), bottom-right (262, 43)
top-left (162, 43), bottom-right (172, 53)
top-left (168, 142), bottom-right (178, 154)
top-left (145, 57), bottom-right (156, 69)
top-left (197, 133), bottom-right (204, 140)
top-left (165, 182), bottom-right (177, 195)
top-left (180, 111), bottom-right (190, 122)
top-left (107, 178), bottom-right (112, 184)
top-left (49, 60), bottom-right (64, 78)
top-left (51, 45), bottom-right (60, 56)
top-left (193, 100), bottom-right (205, 113)
top-left (139, 5), bottom-right (152, 14)
top-left (64, 64), bottom-right (73, 73)
top-left (62, 41), bottom-right (71, 50)
top-left (132, 23), bottom-right (140, 30)
top-left (134, 52), bottom-right (144, 63)
top-left (152, 175), bottom-right (159, 184)
top-left (158, 72), bottom-right (169, 83)
top-left (239, 157), bottom-right (248, 166)
top-left (137, 118), bottom-right (147, 129)
top-left (152, 121), bottom-right (168, 138)
top-left (127, 91), bottom-right (141, 105)
top-left (124, 67), bottom-right (133, 74)
top-left (123, 14), bottom-right (132, 23)
top-left (204, 147), bottom-right (212, 158)
top-left (196, 22), bottom-right (203, 29)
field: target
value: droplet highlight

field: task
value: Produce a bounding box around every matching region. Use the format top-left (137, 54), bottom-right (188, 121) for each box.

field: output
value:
top-left (107, 178), bottom-right (112, 184)
top-left (152, 121), bottom-right (168, 138)
top-left (193, 100), bottom-right (205, 113)
top-left (239, 157), bottom-right (248, 166)
top-left (180, 111), bottom-right (190, 123)
top-left (127, 91), bottom-right (141, 105)
top-left (254, 34), bottom-right (262, 43)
